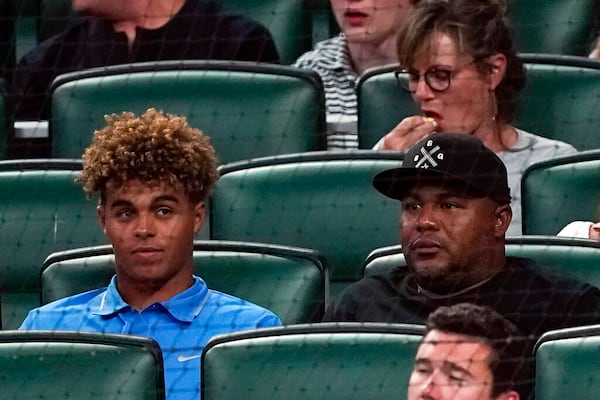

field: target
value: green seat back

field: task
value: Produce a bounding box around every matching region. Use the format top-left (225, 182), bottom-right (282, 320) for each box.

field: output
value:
top-left (10, 0), bottom-right (40, 63)
top-left (202, 323), bottom-right (424, 400)
top-left (217, 0), bottom-right (312, 64)
top-left (357, 67), bottom-right (418, 149)
top-left (357, 57), bottom-right (600, 151)
top-left (210, 151), bottom-right (404, 298)
top-left (506, 0), bottom-right (599, 55)
top-left (39, 0), bottom-right (312, 64)
top-left (0, 160), bottom-right (106, 329)
top-left (0, 331), bottom-right (164, 399)
top-left (522, 151), bottom-right (600, 235)
top-left (304, 0), bottom-right (337, 47)
top-left (534, 325), bottom-right (600, 399)
top-left (363, 236), bottom-right (600, 288)
top-left (514, 55), bottom-right (600, 150)
top-left (42, 241), bottom-right (327, 324)
top-left (50, 61), bottom-right (325, 162)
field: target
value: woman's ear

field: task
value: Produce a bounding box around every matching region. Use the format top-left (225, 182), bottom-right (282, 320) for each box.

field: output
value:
top-left (487, 53), bottom-right (507, 91)
top-left (495, 389), bottom-right (520, 400)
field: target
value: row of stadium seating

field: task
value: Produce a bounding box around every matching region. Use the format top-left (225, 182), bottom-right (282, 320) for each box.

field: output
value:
top-left (1, 0), bottom-right (598, 78)
top-left (1, 322), bottom-right (598, 399)
top-left (2, 53), bottom-right (600, 160)
top-left (0, 151), bottom-right (599, 329)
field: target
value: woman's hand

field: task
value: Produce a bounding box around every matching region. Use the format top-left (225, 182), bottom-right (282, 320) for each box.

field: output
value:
top-left (380, 116), bottom-right (439, 151)
top-left (589, 222), bottom-right (600, 240)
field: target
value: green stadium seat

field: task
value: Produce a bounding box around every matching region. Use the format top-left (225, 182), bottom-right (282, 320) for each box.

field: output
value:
top-left (515, 54), bottom-right (600, 151)
top-left (9, 0), bottom-right (40, 64)
top-left (0, 330), bottom-right (165, 399)
top-left (506, 0), bottom-right (599, 56)
top-left (362, 236), bottom-right (600, 288)
top-left (534, 324), bottom-right (600, 400)
top-left (39, 0), bottom-right (312, 64)
top-left (217, 0), bottom-right (312, 64)
top-left (522, 150), bottom-right (600, 235)
top-left (304, 0), bottom-right (338, 46)
top-left (357, 56), bottom-right (600, 151)
top-left (356, 65), bottom-right (417, 149)
top-left (42, 240), bottom-right (327, 324)
top-left (210, 151), bottom-right (404, 298)
top-left (49, 61), bottom-right (326, 162)
top-left (201, 323), bottom-right (424, 400)
top-left (0, 159), bottom-right (106, 329)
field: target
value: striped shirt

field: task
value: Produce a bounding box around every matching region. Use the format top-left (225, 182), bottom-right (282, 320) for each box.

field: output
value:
top-left (294, 34), bottom-right (359, 150)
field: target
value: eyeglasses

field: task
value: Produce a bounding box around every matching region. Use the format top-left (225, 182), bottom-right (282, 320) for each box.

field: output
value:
top-left (395, 59), bottom-right (481, 94)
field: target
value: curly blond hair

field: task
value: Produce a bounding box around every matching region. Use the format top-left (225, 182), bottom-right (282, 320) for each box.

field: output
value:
top-left (77, 108), bottom-right (219, 203)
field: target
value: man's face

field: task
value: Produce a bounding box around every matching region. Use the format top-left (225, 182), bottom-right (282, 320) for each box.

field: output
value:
top-left (407, 330), bottom-right (497, 400)
top-left (97, 179), bottom-right (204, 294)
top-left (330, 0), bottom-right (415, 45)
top-left (400, 184), bottom-right (508, 292)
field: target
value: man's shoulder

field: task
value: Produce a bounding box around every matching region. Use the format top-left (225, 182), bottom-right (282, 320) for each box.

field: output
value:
top-left (323, 268), bottom-right (418, 322)
top-left (497, 256), bottom-right (600, 333)
top-left (37, 288), bottom-right (106, 311)
top-left (17, 16), bottom-right (103, 66)
top-left (347, 268), bottom-right (407, 294)
top-left (205, 289), bottom-right (281, 325)
top-left (503, 256), bottom-right (596, 290)
top-left (20, 289), bottom-right (106, 329)
top-left (293, 35), bottom-right (345, 68)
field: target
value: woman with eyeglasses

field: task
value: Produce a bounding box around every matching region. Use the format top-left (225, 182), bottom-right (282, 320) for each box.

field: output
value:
top-left (374, 0), bottom-right (577, 235)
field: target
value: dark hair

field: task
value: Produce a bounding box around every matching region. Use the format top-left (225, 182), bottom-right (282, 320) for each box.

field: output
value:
top-left (77, 108), bottom-right (219, 203)
top-left (396, 0), bottom-right (526, 125)
top-left (424, 303), bottom-right (531, 398)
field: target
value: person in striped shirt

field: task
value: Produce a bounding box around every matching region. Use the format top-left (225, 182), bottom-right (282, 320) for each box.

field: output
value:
top-left (294, 0), bottom-right (419, 150)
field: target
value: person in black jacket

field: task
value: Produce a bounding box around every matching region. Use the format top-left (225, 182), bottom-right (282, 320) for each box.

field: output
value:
top-left (325, 132), bottom-right (600, 340)
top-left (10, 0), bottom-right (279, 122)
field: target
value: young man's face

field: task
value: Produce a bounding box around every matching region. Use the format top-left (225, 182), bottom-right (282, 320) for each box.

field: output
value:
top-left (97, 179), bottom-right (204, 296)
top-left (408, 330), bottom-right (498, 400)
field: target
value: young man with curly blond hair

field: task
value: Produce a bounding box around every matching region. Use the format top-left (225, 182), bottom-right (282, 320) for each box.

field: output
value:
top-left (20, 108), bottom-right (281, 400)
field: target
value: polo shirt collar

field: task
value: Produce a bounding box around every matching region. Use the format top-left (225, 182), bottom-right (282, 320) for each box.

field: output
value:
top-left (93, 275), bottom-right (209, 322)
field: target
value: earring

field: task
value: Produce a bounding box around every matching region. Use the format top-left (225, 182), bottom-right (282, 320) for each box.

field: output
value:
top-left (490, 90), bottom-right (498, 122)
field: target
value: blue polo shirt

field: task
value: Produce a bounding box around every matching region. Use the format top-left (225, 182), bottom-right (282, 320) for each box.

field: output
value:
top-left (20, 276), bottom-right (282, 399)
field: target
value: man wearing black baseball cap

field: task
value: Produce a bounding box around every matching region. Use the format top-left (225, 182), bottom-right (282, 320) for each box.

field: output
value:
top-left (324, 133), bottom-right (600, 341)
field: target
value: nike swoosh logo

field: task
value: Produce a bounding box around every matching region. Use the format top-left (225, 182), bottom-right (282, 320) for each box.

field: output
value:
top-left (177, 354), bottom-right (202, 362)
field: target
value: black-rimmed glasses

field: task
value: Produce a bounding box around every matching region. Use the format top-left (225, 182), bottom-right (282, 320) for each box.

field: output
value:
top-left (395, 59), bottom-right (481, 94)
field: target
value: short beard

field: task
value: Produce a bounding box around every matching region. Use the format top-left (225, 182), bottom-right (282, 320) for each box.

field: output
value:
top-left (407, 259), bottom-right (476, 294)
top-left (407, 241), bottom-right (499, 294)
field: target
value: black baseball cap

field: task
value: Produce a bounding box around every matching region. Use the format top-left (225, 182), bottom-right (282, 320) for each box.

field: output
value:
top-left (373, 133), bottom-right (511, 204)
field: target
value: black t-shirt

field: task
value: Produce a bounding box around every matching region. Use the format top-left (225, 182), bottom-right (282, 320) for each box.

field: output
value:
top-left (10, 0), bottom-right (280, 120)
top-left (324, 256), bottom-right (600, 337)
